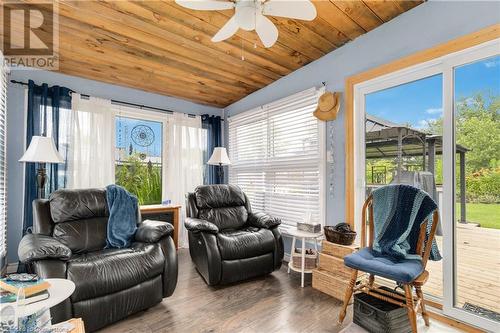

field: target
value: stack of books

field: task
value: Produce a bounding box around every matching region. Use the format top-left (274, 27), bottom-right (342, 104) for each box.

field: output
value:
top-left (0, 277), bottom-right (51, 305)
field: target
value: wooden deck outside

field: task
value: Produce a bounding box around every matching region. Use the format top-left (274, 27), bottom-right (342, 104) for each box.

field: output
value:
top-left (424, 224), bottom-right (500, 313)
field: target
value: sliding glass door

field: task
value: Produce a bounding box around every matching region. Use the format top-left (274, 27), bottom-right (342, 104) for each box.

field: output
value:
top-left (354, 39), bottom-right (499, 331)
top-left (452, 57), bottom-right (499, 318)
top-left (441, 47), bottom-right (500, 331)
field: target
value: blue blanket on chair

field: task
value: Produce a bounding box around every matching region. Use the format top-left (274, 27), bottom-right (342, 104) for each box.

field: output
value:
top-left (106, 184), bottom-right (138, 248)
top-left (372, 184), bottom-right (441, 261)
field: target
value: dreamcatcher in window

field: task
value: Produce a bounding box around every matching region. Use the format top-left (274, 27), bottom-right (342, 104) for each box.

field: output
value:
top-left (131, 124), bottom-right (155, 147)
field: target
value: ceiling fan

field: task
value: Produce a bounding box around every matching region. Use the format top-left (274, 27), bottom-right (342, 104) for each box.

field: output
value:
top-left (175, 0), bottom-right (317, 48)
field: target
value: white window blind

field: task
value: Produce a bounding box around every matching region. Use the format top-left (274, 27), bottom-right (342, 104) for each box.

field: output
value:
top-left (228, 87), bottom-right (325, 228)
top-left (0, 52), bottom-right (7, 261)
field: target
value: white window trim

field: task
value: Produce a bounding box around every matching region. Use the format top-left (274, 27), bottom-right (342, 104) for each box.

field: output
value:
top-left (352, 38), bottom-right (500, 332)
top-left (112, 104), bottom-right (170, 201)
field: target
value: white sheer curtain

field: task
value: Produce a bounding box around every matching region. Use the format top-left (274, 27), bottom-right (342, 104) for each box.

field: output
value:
top-left (165, 113), bottom-right (204, 248)
top-left (67, 94), bottom-right (114, 189)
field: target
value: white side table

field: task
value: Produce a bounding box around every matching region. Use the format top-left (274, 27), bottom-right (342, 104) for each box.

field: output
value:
top-left (286, 228), bottom-right (323, 288)
top-left (0, 278), bottom-right (76, 331)
top-left (16, 278), bottom-right (75, 317)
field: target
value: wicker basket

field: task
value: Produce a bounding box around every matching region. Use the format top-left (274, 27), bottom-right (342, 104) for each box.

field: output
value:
top-left (291, 248), bottom-right (317, 270)
top-left (324, 226), bottom-right (356, 246)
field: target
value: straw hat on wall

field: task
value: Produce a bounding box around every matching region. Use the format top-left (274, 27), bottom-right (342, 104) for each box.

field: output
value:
top-left (313, 91), bottom-right (341, 121)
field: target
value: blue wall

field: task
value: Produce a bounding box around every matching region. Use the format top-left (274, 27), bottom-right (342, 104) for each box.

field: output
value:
top-left (6, 70), bottom-right (223, 264)
top-left (224, 1), bottom-right (500, 254)
top-left (6, 85), bottom-right (26, 265)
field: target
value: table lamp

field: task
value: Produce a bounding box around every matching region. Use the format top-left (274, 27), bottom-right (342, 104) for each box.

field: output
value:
top-left (19, 136), bottom-right (64, 199)
top-left (207, 147), bottom-right (231, 183)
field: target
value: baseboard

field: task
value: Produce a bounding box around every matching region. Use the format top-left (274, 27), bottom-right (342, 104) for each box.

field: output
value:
top-left (6, 262), bottom-right (18, 274)
top-left (426, 308), bottom-right (485, 333)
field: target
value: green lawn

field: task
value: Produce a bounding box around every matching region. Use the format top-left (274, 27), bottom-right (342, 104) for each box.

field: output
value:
top-left (456, 203), bottom-right (500, 229)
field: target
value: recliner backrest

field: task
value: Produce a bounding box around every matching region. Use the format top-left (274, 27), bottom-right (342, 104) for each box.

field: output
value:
top-left (192, 185), bottom-right (250, 231)
top-left (48, 188), bottom-right (109, 254)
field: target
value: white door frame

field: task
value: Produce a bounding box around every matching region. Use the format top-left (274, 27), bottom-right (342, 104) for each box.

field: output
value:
top-left (352, 39), bottom-right (500, 332)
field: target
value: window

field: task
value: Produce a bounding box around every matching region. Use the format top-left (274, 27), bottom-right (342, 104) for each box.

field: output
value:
top-left (114, 110), bottom-right (165, 205)
top-left (0, 52), bottom-right (7, 264)
top-left (228, 88), bottom-right (326, 228)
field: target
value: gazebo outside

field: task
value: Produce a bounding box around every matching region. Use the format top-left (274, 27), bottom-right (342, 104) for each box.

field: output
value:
top-left (365, 114), bottom-right (468, 222)
top-left (364, 114), bottom-right (500, 317)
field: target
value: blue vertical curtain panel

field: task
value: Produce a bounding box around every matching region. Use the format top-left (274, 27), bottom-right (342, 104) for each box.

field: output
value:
top-left (201, 114), bottom-right (223, 184)
top-left (23, 80), bottom-right (72, 234)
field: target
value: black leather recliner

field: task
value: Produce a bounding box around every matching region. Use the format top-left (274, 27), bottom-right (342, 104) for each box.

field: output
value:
top-left (18, 188), bottom-right (178, 332)
top-left (185, 184), bottom-right (284, 285)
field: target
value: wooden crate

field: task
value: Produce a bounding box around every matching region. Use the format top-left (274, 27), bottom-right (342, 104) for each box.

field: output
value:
top-left (318, 253), bottom-right (355, 279)
top-left (321, 240), bottom-right (358, 258)
top-left (69, 318), bottom-right (85, 333)
top-left (312, 268), bottom-right (364, 303)
top-left (53, 318), bottom-right (85, 333)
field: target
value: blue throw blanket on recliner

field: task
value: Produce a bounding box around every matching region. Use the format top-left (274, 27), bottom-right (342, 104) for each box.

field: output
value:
top-left (372, 184), bottom-right (441, 261)
top-left (106, 184), bottom-right (138, 248)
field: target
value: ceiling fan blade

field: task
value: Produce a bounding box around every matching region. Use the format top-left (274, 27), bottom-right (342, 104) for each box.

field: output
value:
top-left (212, 16), bottom-right (239, 42)
top-left (263, 0), bottom-right (317, 20)
top-left (255, 14), bottom-right (278, 48)
top-left (175, 0), bottom-right (235, 11)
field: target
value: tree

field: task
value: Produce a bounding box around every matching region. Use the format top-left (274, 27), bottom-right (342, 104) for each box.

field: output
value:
top-left (455, 94), bottom-right (499, 172)
top-left (424, 94), bottom-right (499, 173)
top-left (115, 154), bottom-right (162, 205)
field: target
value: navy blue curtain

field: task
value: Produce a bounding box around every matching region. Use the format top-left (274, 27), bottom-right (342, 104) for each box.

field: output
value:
top-left (201, 114), bottom-right (223, 184)
top-left (23, 80), bottom-right (72, 234)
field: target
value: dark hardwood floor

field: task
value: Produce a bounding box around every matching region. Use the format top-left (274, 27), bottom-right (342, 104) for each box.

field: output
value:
top-left (98, 249), bottom-right (351, 333)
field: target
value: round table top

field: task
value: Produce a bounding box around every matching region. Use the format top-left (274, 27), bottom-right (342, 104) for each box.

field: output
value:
top-left (2, 278), bottom-right (75, 317)
top-left (285, 227), bottom-right (323, 239)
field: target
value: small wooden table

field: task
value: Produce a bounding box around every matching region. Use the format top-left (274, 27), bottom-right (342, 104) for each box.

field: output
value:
top-left (140, 205), bottom-right (181, 249)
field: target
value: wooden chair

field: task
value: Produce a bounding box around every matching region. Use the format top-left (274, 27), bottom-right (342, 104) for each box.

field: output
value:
top-left (338, 194), bottom-right (440, 333)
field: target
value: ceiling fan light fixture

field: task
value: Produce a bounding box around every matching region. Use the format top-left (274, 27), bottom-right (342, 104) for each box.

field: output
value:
top-left (176, 0), bottom-right (317, 48)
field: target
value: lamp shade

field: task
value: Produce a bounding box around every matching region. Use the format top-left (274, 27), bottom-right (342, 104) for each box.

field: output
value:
top-left (19, 136), bottom-right (64, 164)
top-left (207, 147), bottom-right (231, 166)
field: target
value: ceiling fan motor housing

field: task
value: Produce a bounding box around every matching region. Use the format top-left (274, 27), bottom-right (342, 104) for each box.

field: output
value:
top-left (235, 0), bottom-right (262, 31)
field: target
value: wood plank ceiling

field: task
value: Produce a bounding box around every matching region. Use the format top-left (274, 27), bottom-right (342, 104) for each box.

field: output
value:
top-left (6, 1), bottom-right (423, 107)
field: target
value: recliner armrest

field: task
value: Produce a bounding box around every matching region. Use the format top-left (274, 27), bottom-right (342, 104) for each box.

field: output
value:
top-left (135, 220), bottom-right (174, 243)
top-left (185, 218), bottom-right (219, 234)
top-left (248, 212), bottom-right (281, 229)
top-left (18, 234), bottom-right (72, 263)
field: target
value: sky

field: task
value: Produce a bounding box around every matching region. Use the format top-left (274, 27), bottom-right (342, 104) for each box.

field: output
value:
top-left (366, 55), bottom-right (500, 130)
top-left (115, 116), bottom-right (162, 157)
